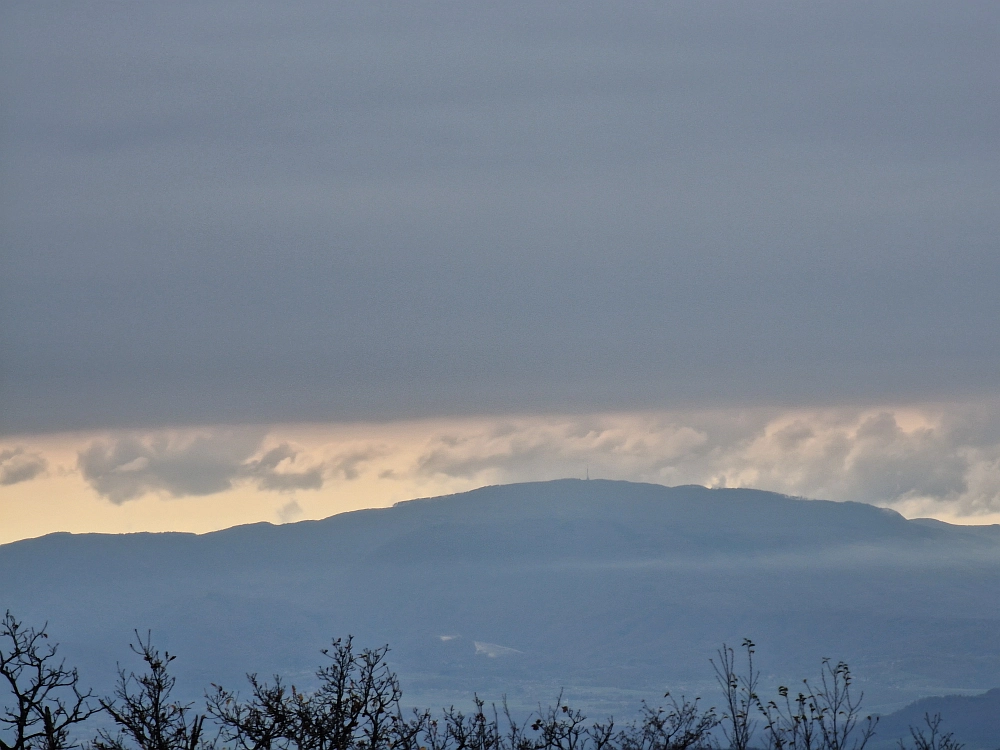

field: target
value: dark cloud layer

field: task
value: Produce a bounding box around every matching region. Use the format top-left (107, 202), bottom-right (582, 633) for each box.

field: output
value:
top-left (2, 2), bottom-right (998, 432)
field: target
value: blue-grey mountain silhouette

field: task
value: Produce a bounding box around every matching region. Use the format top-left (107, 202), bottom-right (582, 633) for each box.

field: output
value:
top-left (2, 481), bottom-right (998, 721)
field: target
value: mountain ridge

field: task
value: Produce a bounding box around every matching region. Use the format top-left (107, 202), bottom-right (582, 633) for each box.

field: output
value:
top-left (2, 480), bottom-right (998, 724)
top-left (10, 479), bottom-right (1000, 549)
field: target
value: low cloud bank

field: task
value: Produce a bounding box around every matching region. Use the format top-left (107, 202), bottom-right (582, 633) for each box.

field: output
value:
top-left (410, 405), bottom-right (1000, 518)
top-left (77, 432), bottom-right (325, 504)
top-left (7, 403), bottom-right (1000, 520)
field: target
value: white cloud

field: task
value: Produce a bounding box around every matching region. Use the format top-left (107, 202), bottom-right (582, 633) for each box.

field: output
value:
top-left (408, 404), bottom-right (1000, 517)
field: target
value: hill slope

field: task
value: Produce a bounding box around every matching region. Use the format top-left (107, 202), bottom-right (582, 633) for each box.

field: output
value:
top-left (2, 480), bottom-right (999, 720)
top-left (874, 688), bottom-right (1000, 750)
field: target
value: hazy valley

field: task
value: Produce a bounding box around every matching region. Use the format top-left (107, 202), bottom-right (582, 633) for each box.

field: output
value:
top-left (3, 480), bottom-right (999, 747)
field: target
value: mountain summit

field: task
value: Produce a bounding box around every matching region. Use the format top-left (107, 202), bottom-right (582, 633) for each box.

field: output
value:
top-left (2, 480), bottom-right (998, 717)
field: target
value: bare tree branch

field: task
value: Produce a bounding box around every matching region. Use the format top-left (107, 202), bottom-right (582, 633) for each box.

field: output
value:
top-left (92, 632), bottom-right (210, 750)
top-left (0, 612), bottom-right (97, 750)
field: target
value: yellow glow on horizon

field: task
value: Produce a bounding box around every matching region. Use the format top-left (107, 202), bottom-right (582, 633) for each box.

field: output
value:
top-left (0, 420), bottom-right (492, 544)
top-left (3, 403), bottom-right (1000, 545)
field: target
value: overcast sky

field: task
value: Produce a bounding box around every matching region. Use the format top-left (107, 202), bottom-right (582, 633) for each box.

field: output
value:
top-left (1, 3), bottom-right (998, 539)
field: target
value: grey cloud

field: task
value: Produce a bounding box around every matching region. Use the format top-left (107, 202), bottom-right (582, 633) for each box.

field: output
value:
top-left (417, 436), bottom-right (582, 481)
top-left (415, 418), bottom-right (724, 483)
top-left (326, 447), bottom-right (384, 481)
top-left (411, 406), bottom-right (1000, 516)
top-left (841, 413), bottom-right (969, 504)
top-left (0, 448), bottom-right (48, 485)
top-left (277, 499), bottom-right (304, 524)
top-left (78, 433), bottom-right (326, 504)
top-left (1, 2), bottom-right (998, 433)
top-left (245, 444), bottom-right (323, 492)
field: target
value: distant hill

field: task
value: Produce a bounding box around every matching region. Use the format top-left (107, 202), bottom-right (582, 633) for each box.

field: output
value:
top-left (872, 687), bottom-right (1000, 750)
top-left (2, 480), bottom-right (999, 721)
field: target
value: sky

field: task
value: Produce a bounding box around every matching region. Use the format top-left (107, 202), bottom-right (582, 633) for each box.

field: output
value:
top-left (2, 2), bottom-right (999, 543)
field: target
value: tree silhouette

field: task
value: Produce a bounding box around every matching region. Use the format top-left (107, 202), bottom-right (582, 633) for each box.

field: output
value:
top-left (92, 632), bottom-right (210, 750)
top-left (0, 612), bottom-right (97, 750)
top-left (207, 637), bottom-right (421, 750)
top-left (208, 645), bottom-right (718, 750)
top-left (0, 612), bottom-right (981, 750)
top-left (711, 639), bottom-right (758, 750)
top-left (897, 714), bottom-right (963, 750)
top-left (756, 657), bottom-right (876, 750)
